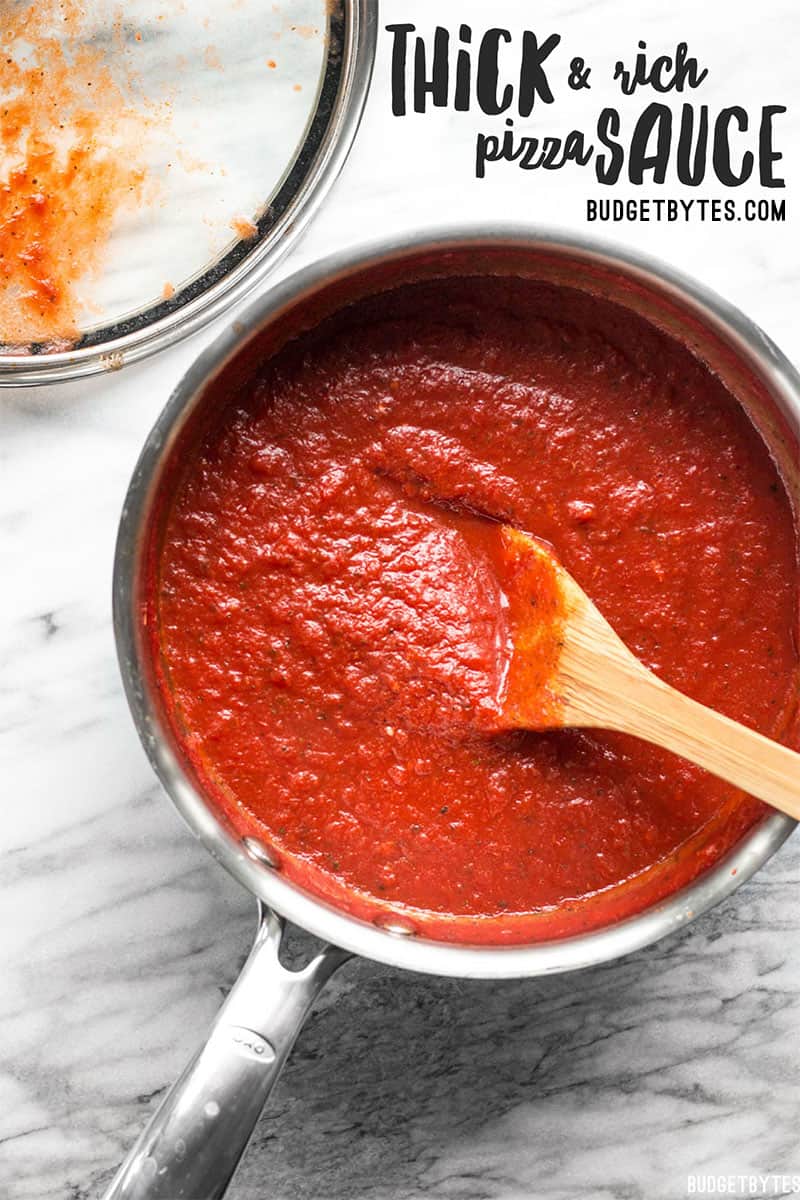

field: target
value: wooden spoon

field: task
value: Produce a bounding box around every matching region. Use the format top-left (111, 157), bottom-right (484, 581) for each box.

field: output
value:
top-left (493, 525), bottom-right (800, 820)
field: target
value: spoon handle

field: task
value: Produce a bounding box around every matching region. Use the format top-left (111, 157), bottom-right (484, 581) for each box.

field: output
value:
top-left (570, 644), bottom-right (800, 821)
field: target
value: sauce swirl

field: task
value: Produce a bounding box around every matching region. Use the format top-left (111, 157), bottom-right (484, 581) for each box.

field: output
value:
top-left (153, 277), bottom-right (799, 942)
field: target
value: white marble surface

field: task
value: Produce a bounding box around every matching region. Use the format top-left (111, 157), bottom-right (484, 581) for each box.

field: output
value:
top-left (2, 1), bottom-right (800, 1197)
top-left (79, 0), bottom-right (329, 330)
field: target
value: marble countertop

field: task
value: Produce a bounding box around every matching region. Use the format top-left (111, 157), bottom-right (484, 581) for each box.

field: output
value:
top-left (3, 2), bottom-right (800, 1197)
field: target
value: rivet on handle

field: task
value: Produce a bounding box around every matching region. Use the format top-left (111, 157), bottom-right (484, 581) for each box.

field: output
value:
top-left (373, 915), bottom-right (417, 936)
top-left (242, 837), bottom-right (280, 869)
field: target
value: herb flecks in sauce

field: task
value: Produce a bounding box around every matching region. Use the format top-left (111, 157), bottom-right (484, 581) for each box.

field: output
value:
top-left (154, 278), bottom-right (799, 944)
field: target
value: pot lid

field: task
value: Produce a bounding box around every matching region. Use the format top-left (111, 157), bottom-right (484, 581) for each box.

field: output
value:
top-left (0, 0), bottom-right (375, 385)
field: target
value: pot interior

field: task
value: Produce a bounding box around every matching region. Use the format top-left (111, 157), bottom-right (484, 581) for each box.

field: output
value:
top-left (119, 236), bottom-right (800, 973)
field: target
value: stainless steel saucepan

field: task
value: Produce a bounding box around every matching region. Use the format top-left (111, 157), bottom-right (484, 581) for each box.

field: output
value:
top-left (107, 227), bottom-right (800, 1199)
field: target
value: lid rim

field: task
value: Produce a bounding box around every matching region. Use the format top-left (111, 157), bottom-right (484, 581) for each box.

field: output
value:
top-left (0, 0), bottom-right (378, 387)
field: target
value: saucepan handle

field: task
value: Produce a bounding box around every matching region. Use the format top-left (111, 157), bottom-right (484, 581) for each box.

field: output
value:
top-left (102, 904), bottom-right (349, 1200)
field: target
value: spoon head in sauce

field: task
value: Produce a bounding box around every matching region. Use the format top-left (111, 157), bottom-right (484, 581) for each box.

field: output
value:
top-left (368, 440), bottom-right (574, 732)
top-left (486, 526), bottom-right (573, 732)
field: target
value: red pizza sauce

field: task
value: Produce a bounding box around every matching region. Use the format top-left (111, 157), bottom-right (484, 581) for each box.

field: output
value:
top-left (151, 277), bottom-right (799, 943)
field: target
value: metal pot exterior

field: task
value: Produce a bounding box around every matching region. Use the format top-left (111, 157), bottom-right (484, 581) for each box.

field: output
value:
top-left (113, 226), bottom-right (800, 981)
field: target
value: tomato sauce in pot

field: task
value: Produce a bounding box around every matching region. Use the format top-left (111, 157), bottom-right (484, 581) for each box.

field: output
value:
top-left (151, 277), bottom-right (799, 943)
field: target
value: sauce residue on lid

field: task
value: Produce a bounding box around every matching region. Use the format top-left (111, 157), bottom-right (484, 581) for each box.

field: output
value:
top-left (0, 0), bottom-right (152, 348)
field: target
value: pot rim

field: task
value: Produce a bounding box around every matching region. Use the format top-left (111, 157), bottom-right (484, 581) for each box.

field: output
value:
top-left (113, 223), bottom-right (799, 980)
